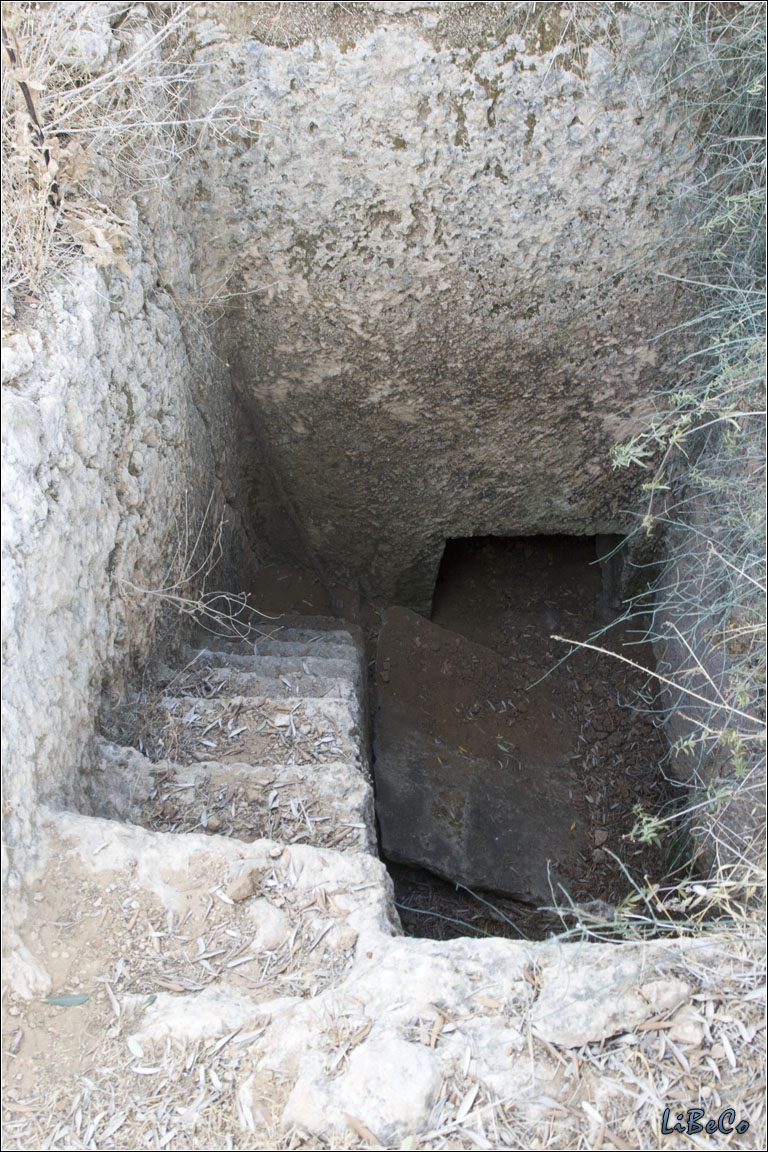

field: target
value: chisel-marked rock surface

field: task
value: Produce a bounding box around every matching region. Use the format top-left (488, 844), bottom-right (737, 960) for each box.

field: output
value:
top-left (185, 4), bottom-right (699, 609)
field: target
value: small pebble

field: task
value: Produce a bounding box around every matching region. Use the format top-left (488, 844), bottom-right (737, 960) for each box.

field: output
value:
top-left (225, 867), bottom-right (261, 903)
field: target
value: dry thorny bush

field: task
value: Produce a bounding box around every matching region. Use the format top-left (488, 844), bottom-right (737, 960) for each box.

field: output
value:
top-left (2, 3), bottom-right (183, 296)
top-left (1, 1), bottom-right (268, 305)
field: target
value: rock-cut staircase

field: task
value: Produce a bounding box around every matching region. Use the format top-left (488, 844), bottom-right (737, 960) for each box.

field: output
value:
top-left (88, 618), bottom-right (377, 858)
top-left (8, 617), bottom-right (700, 1150)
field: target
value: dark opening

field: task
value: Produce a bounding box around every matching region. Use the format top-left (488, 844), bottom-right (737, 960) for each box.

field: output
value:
top-left (374, 535), bottom-right (673, 941)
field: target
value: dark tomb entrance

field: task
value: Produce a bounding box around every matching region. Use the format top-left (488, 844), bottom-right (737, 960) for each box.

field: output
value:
top-left (373, 535), bottom-right (672, 940)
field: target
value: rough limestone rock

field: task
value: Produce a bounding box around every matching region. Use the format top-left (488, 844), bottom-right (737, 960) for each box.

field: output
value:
top-left (282, 1033), bottom-right (443, 1147)
top-left (182, 3), bottom-right (699, 608)
top-left (531, 953), bottom-right (691, 1049)
top-left (6, 809), bottom-right (707, 1147)
top-left (1, 241), bottom-right (255, 892)
top-left (1, 7), bottom-right (735, 1144)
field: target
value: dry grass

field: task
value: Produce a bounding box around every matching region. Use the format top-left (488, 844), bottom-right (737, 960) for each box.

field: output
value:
top-left (2, 2), bottom-right (188, 299)
top-left (601, 0), bottom-right (766, 929)
top-left (1, 1), bottom-right (267, 307)
top-left (2, 857), bottom-right (355, 1151)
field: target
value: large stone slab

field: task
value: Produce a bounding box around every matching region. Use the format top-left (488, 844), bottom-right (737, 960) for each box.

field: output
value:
top-left (373, 607), bottom-right (590, 904)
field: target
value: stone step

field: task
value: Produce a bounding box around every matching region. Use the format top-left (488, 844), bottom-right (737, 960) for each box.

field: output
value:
top-left (252, 624), bottom-right (358, 648)
top-left (193, 627), bottom-right (361, 664)
top-left (89, 740), bottom-right (375, 854)
top-left (159, 693), bottom-right (365, 770)
top-left (251, 637), bottom-right (357, 660)
top-left (30, 806), bottom-right (397, 980)
top-left (157, 662), bottom-right (357, 703)
top-left (198, 613), bottom-right (361, 641)
top-left (175, 645), bottom-right (363, 687)
top-left (225, 637), bottom-right (358, 662)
